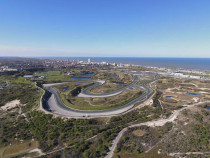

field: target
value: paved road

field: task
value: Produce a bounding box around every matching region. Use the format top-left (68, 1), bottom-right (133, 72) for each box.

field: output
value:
top-left (42, 75), bottom-right (159, 118)
top-left (78, 76), bottom-right (139, 98)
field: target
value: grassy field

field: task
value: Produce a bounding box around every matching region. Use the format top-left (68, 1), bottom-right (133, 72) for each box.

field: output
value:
top-left (88, 82), bottom-right (124, 94)
top-left (0, 75), bottom-right (32, 85)
top-left (132, 129), bottom-right (146, 137)
top-left (87, 71), bottom-right (134, 94)
top-left (34, 71), bottom-right (75, 82)
top-left (93, 71), bottom-right (134, 84)
top-left (35, 71), bottom-right (60, 76)
top-left (0, 140), bottom-right (39, 158)
top-left (54, 84), bottom-right (143, 110)
top-left (44, 75), bottom-right (74, 82)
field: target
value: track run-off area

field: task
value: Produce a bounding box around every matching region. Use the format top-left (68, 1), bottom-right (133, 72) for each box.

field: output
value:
top-left (40, 73), bottom-right (160, 118)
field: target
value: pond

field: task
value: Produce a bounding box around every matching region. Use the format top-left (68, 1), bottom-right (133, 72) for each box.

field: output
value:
top-left (113, 82), bottom-right (127, 85)
top-left (188, 93), bottom-right (200, 96)
top-left (165, 96), bottom-right (173, 98)
top-left (180, 100), bottom-right (188, 103)
top-left (63, 87), bottom-right (69, 91)
top-left (75, 73), bottom-right (94, 77)
top-left (110, 73), bottom-right (117, 77)
top-left (205, 106), bottom-right (210, 110)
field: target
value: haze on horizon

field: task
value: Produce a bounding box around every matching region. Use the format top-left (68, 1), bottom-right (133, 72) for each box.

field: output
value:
top-left (0, 0), bottom-right (210, 58)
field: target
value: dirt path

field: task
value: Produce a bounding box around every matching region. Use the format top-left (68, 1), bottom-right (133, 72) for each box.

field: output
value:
top-left (105, 101), bottom-right (210, 158)
top-left (105, 128), bottom-right (128, 158)
top-left (169, 152), bottom-right (210, 157)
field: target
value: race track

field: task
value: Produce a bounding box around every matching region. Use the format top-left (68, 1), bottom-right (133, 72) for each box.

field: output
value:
top-left (41, 74), bottom-right (159, 118)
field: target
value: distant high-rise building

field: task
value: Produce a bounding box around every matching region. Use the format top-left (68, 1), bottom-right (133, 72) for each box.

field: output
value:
top-left (88, 58), bottom-right (91, 63)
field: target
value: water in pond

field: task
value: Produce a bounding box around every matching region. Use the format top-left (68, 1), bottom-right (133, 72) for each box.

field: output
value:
top-left (63, 87), bottom-right (69, 91)
top-left (188, 93), bottom-right (200, 96)
top-left (205, 106), bottom-right (210, 110)
top-left (71, 77), bottom-right (91, 80)
top-left (166, 104), bottom-right (171, 107)
top-left (180, 100), bottom-right (188, 103)
top-left (113, 82), bottom-right (127, 85)
top-left (110, 73), bottom-right (117, 77)
top-left (165, 96), bottom-right (173, 98)
top-left (75, 73), bottom-right (94, 77)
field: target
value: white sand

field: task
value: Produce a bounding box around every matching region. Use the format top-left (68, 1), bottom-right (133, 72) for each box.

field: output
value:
top-left (1, 100), bottom-right (20, 111)
top-left (193, 97), bottom-right (199, 102)
top-left (28, 148), bottom-right (43, 155)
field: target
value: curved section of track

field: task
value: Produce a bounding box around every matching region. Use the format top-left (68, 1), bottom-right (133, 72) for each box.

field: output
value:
top-left (42, 75), bottom-right (159, 118)
top-left (78, 76), bottom-right (139, 98)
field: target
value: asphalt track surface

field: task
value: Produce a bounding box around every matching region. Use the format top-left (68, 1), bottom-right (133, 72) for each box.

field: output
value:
top-left (43, 75), bottom-right (159, 118)
top-left (78, 76), bottom-right (139, 97)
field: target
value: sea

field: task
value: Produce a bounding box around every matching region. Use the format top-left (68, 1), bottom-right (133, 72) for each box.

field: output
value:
top-left (46, 57), bottom-right (210, 71)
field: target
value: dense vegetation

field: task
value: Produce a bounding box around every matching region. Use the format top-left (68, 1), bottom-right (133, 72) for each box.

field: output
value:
top-left (0, 114), bottom-right (32, 145)
top-left (0, 74), bottom-right (41, 111)
top-left (71, 86), bottom-right (82, 97)
top-left (160, 109), bottom-right (210, 156)
top-left (116, 122), bottom-right (173, 156)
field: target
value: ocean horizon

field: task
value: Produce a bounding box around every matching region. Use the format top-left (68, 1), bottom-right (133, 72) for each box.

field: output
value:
top-left (2, 56), bottom-right (209, 71)
top-left (42, 57), bottom-right (210, 71)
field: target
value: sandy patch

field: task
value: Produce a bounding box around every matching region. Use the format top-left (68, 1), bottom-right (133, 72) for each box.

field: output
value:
top-left (169, 152), bottom-right (210, 157)
top-left (199, 91), bottom-right (208, 94)
top-left (199, 88), bottom-right (209, 90)
top-left (28, 148), bottom-right (43, 155)
top-left (193, 97), bottom-right (199, 102)
top-left (1, 100), bottom-right (20, 111)
top-left (184, 122), bottom-right (188, 125)
top-left (132, 129), bottom-right (146, 136)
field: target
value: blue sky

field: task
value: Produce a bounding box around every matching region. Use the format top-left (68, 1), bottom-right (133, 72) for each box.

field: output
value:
top-left (0, 0), bottom-right (210, 57)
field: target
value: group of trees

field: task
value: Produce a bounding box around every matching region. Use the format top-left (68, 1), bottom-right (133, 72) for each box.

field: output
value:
top-left (190, 123), bottom-right (210, 151)
top-left (26, 110), bottom-right (128, 157)
top-left (42, 89), bottom-right (52, 109)
top-left (0, 114), bottom-right (32, 147)
top-left (28, 111), bottom-right (100, 152)
top-left (71, 86), bottom-right (82, 97)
